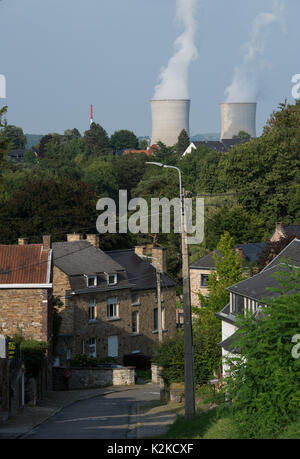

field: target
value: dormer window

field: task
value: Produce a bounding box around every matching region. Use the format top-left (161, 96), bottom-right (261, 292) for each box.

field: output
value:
top-left (86, 275), bottom-right (97, 287)
top-left (107, 273), bottom-right (117, 286)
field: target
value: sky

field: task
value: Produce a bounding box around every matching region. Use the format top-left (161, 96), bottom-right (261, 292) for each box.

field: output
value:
top-left (0, 0), bottom-right (299, 137)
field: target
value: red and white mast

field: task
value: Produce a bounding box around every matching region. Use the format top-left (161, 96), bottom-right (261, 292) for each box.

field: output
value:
top-left (90, 104), bottom-right (94, 126)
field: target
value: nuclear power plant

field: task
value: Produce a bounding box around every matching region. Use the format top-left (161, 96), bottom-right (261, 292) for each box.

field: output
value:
top-left (220, 102), bottom-right (257, 140)
top-left (150, 99), bottom-right (190, 147)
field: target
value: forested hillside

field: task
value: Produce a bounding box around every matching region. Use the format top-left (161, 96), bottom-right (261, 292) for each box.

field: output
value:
top-left (0, 100), bottom-right (299, 284)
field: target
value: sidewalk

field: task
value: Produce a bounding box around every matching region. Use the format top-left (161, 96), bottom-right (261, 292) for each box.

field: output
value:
top-left (0, 384), bottom-right (178, 439)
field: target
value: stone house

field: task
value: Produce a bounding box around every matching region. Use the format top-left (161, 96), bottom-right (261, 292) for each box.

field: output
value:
top-left (190, 243), bottom-right (266, 307)
top-left (0, 236), bottom-right (53, 347)
top-left (216, 237), bottom-right (300, 376)
top-left (52, 234), bottom-right (177, 366)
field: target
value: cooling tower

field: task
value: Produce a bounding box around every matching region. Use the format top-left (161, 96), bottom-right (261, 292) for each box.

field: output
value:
top-left (151, 99), bottom-right (190, 147)
top-left (220, 102), bottom-right (257, 140)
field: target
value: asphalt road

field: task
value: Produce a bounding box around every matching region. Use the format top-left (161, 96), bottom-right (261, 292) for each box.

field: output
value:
top-left (24, 385), bottom-right (161, 439)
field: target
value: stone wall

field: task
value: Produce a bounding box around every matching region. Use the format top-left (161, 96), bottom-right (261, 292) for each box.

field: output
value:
top-left (53, 366), bottom-right (135, 390)
top-left (0, 289), bottom-right (51, 342)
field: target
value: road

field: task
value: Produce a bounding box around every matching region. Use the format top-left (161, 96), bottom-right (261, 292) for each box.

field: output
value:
top-left (24, 384), bottom-right (161, 439)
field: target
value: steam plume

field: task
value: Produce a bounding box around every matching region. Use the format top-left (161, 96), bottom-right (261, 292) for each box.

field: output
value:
top-left (153, 0), bottom-right (199, 100)
top-left (225, 0), bottom-right (286, 102)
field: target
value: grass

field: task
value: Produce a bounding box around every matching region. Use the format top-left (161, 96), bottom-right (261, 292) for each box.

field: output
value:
top-left (153, 384), bottom-right (241, 439)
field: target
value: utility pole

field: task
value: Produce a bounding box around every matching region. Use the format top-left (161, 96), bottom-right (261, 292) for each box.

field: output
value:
top-left (146, 162), bottom-right (196, 419)
top-left (181, 188), bottom-right (195, 419)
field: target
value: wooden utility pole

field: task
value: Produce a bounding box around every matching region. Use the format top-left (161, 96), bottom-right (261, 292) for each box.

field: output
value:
top-left (181, 188), bottom-right (195, 419)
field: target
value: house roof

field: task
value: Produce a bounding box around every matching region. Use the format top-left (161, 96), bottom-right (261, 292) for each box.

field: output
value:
top-left (191, 242), bottom-right (266, 270)
top-left (107, 248), bottom-right (176, 291)
top-left (0, 244), bottom-right (51, 286)
top-left (228, 263), bottom-right (297, 302)
top-left (53, 242), bottom-right (176, 294)
top-left (53, 241), bottom-right (131, 293)
top-left (190, 250), bottom-right (221, 270)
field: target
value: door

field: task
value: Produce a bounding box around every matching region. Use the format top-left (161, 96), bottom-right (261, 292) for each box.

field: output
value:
top-left (108, 335), bottom-right (118, 357)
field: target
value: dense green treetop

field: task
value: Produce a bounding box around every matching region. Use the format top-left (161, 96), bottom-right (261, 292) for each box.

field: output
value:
top-left (110, 129), bottom-right (139, 152)
top-left (0, 123), bottom-right (27, 150)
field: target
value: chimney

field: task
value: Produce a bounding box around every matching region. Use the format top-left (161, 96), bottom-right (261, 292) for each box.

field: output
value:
top-left (235, 247), bottom-right (245, 260)
top-left (151, 246), bottom-right (167, 273)
top-left (271, 223), bottom-right (284, 242)
top-left (86, 234), bottom-right (100, 247)
top-left (18, 238), bottom-right (28, 245)
top-left (67, 234), bottom-right (83, 242)
top-left (134, 246), bottom-right (147, 258)
top-left (42, 235), bottom-right (51, 252)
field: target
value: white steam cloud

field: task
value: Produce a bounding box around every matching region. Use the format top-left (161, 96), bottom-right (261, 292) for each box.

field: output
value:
top-left (153, 0), bottom-right (199, 100)
top-left (225, 0), bottom-right (286, 102)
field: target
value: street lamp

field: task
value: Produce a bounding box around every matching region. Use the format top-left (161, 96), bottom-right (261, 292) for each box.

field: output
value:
top-left (146, 161), bottom-right (195, 419)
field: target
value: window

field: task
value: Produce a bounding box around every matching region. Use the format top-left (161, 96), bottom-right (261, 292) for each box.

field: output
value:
top-left (131, 293), bottom-right (139, 305)
top-left (108, 335), bottom-right (118, 357)
top-left (201, 274), bottom-right (209, 287)
top-left (87, 275), bottom-right (97, 287)
top-left (107, 297), bottom-right (118, 319)
top-left (232, 294), bottom-right (244, 314)
top-left (107, 273), bottom-right (117, 286)
top-left (81, 340), bottom-right (85, 355)
top-left (154, 307), bottom-right (165, 331)
top-left (88, 298), bottom-right (96, 321)
top-left (66, 349), bottom-right (71, 361)
top-left (132, 311), bottom-right (139, 333)
top-left (89, 338), bottom-right (96, 358)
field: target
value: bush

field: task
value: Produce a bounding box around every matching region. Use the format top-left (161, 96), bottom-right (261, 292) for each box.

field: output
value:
top-left (70, 354), bottom-right (98, 367)
top-left (123, 353), bottom-right (151, 370)
top-left (153, 323), bottom-right (221, 386)
top-left (20, 340), bottom-right (48, 378)
top-left (222, 266), bottom-right (300, 439)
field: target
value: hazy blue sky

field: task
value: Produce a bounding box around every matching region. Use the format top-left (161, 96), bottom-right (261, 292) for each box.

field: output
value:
top-left (0, 0), bottom-right (299, 137)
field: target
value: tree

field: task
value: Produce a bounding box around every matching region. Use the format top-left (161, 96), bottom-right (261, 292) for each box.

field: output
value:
top-left (139, 139), bottom-right (149, 150)
top-left (177, 129), bottom-right (190, 154)
top-left (223, 265), bottom-right (300, 439)
top-left (258, 233), bottom-right (296, 269)
top-left (0, 124), bottom-right (26, 149)
top-left (233, 130), bottom-right (251, 140)
top-left (110, 129), bottom-right (139, 152)
top-left (83, 122), bottom-right (112, 156)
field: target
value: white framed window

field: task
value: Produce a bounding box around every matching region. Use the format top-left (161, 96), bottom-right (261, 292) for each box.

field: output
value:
top-left (89, 338), bottom-right (96, 358)
top-left (132, 311), bottom-right (139, 333)
top-left (81, 339), bottom-right (85, 355)
top-left (86, 275), bottom-right (97, 287)
top-left (107, 273), bottom-right (117, 286)
top-left (108, 335), bottom-right (118, 357)
top-left (154, 306), bottom-right (165, 331)
top-left (107, 297), bottom-right (118, 319)
top-left (89, 298), bottom-right (96, 321)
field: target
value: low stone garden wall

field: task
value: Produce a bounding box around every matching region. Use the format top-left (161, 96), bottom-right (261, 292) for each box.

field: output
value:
top-left (53, 366), bottom-right (135, 390)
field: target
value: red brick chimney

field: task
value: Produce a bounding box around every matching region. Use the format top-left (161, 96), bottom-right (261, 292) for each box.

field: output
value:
top-left (42, 235), bottom-right (51, 251)
top-left (18, 238), bottom-right (28, 245)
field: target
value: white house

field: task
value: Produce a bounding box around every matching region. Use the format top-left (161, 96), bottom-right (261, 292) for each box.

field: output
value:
top-left (216, 238), bottom-right (300, 376)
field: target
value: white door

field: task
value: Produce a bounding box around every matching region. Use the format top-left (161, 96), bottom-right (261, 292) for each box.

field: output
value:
top-left (108, 335), bottom-right (118, 357)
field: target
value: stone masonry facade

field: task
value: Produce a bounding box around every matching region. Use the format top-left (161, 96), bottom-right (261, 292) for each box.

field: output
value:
top-left (0, 288), bottom-right (52, 343)
top-left (53, 266), bottom-right (177, 366)
top-left (190, 267), bottom-right (211, 307)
